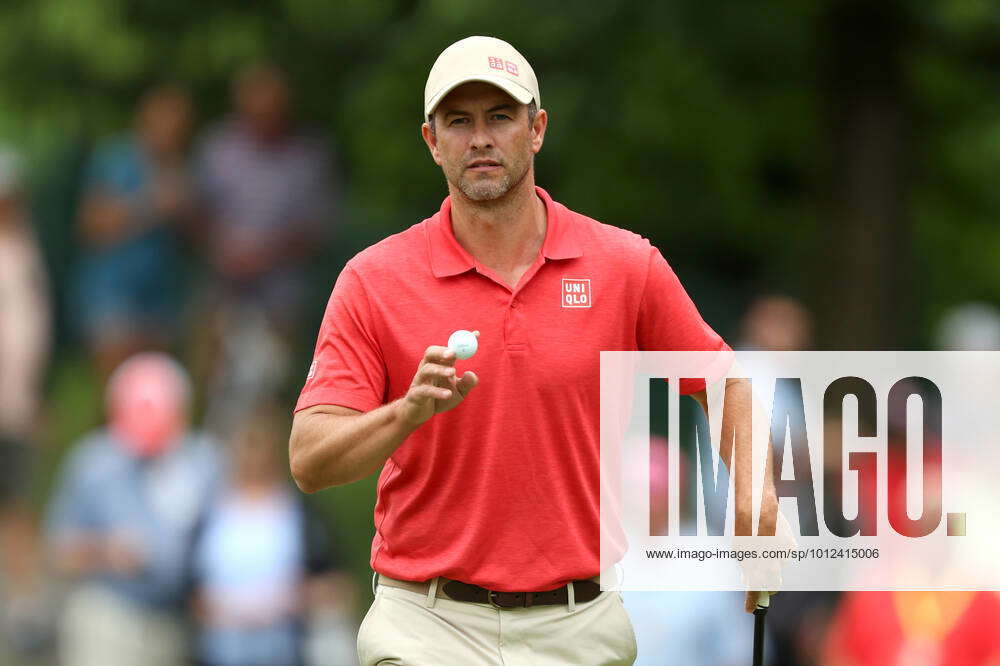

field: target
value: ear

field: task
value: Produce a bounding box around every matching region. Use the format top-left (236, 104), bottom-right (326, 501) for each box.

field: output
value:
top-left (530, 108), bottom-right (548, 155)
top-left (421, 121), bottom-right (442, 166)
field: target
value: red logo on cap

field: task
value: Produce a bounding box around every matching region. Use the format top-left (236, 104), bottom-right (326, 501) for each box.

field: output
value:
top-left (487, 56), bottom-right (520, 76)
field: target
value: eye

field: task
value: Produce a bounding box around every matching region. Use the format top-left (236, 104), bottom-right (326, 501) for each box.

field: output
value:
top-left (491, 113), bottom-right (512, 121)
top-left (449, 117), bottom-right (470, 126)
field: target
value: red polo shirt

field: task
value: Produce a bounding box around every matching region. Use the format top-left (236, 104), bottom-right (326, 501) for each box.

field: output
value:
top-left (296, 187), bottom-right (728, 591)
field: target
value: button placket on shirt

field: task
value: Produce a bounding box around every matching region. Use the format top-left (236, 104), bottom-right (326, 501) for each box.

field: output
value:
top-left (474, 260), bottom-right (540, 353)
top-left (505, 295), bottom-right (527, 351)
top-left (507, 255), bottom-right (550, 352)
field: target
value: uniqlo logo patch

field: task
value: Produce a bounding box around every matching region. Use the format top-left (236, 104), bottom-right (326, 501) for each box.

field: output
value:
top-left (562, 279), bottom-right (592, 308)
top-left (488, 56), bottom-right (520, 76)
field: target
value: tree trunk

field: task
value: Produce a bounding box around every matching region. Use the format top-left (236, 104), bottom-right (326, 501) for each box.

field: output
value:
top-left (819, 0), bottom-right (908, 349)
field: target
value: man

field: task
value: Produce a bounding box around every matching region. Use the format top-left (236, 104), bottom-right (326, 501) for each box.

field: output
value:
top-left (290, 36), bottom-right (743, 665)
top-left (195, 62), bottom-right (338, 432)
top-left (195, 62), bottom-right (335, 326)
top-left (72, 85), bottom-right (195, 377)
top-left (47, 353), bottom-right (220, 666)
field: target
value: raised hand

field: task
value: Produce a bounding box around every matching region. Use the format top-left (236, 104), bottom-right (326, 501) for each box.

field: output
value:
top-left (400, 334), bottom-right (479, 426)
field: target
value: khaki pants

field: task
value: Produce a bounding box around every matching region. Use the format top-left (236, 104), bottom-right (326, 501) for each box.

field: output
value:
top-left (58, 584), bottom-right (186, 666)
top-left (358, 580), bottom-right (637, 665)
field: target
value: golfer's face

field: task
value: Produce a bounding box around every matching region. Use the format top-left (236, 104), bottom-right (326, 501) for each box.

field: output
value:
top-left (426, 82), bottom-right (540, 201)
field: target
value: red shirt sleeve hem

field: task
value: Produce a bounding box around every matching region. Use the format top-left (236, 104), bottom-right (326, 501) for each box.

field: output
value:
top-left (678, 340), bottom-right (733, 395)
top-left (294, 388), bottom-right (382, 414)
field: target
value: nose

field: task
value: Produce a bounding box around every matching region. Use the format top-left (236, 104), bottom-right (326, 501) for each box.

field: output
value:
top-left (469, 123), bottom-right (494, 151)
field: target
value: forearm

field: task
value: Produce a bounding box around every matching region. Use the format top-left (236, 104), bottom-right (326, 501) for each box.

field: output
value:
top-left (291, 342), bottom-right (477, 492)
top-left (289, 400), bottom-right (418, 492)
top-left (693, 379), bottom-right (778, 534)
top-left (725, 379), bottom-right (756, 535)
top-left (729, 378), bottom-right (780, 534)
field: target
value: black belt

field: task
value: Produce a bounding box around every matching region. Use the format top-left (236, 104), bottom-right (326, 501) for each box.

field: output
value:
top-left (378, 575), bottom-right (603, 609)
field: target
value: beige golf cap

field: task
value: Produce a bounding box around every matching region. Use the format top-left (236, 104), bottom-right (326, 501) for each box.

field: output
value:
top-left (424, 36), bottom-right (540, 118)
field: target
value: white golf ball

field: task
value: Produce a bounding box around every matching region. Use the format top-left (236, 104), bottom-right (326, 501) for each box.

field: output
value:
top-left (447, 330), bottom-right (478, 360)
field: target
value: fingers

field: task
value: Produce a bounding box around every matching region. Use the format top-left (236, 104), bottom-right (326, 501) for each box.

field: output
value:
top-left (409, 384), bottom-right (452, 402)
top-left (456, 370), bottom-right (479, 397)
top-left (744, 591), bottom-right (772, 613)
top-left (408, 339), bottom-right (480, 422)
top-left (414, 363), bottom-right (456, 385)
top-left (422, 345), bottom-right (457, 367)
top-left (422, 333), bottom-right (478, 366)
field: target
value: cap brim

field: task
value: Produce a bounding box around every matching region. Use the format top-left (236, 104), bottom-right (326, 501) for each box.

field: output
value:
top-left (424, 74), bottom-right (534, 117)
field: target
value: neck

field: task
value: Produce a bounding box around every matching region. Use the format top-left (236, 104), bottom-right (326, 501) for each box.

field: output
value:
top-left (448, 173), bottom-right (546, 280)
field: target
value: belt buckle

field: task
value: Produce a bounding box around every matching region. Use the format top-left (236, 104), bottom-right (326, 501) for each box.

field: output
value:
top-left (488, 590), bottom-right (517, 609)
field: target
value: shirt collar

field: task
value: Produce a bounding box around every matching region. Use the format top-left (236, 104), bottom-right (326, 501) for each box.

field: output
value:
top-left (426, 186), bottom-right (583, 278)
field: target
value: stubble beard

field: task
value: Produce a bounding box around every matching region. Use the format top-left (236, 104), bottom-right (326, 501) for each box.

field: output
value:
top-left (450, 152), bottom-right (532, 203)
top-left (458, 171), bottom-right (512, 201)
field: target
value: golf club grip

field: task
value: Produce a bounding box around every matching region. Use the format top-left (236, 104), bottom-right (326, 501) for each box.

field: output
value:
top-left (753, 607), bottom-right (767, 666)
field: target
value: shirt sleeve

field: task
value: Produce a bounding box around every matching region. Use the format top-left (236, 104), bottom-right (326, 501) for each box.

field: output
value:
top-left (45, 443), bottom-right (102, 538)
top-left (636, 247), bottom-right (730, 394)
top-left (295, 264), bottom-right (386, 413)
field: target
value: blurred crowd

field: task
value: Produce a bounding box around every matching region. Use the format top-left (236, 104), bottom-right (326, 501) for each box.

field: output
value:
top-left (0, 63), bottom-right (357, 666)
top-left (2, 62), bottom-right (1000, 666)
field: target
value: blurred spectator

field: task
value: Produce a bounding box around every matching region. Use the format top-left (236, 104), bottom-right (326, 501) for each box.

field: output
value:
top-left (193, 62), bottom-right (338, 432)
top-left (623, 438), bottom-right (771, 665)
top-left (190, 403), bottom-right (355, 666)
top-left (936, 302), bottom-right (1000, 350)
top-left (0, 147), bottom-right (52, 652)
top-left (194, 62), bottom-right (335, 324)
top-left (823, 591), bottom-right (1000, 665)
top-left (626, 591), bottom-right (768, 665)
top-left (739, 294), bottom-right (813, 351)
top-left (71, 85), bottom-right (196, 378)
top-left (46, 353), bottom-right (220, 666)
